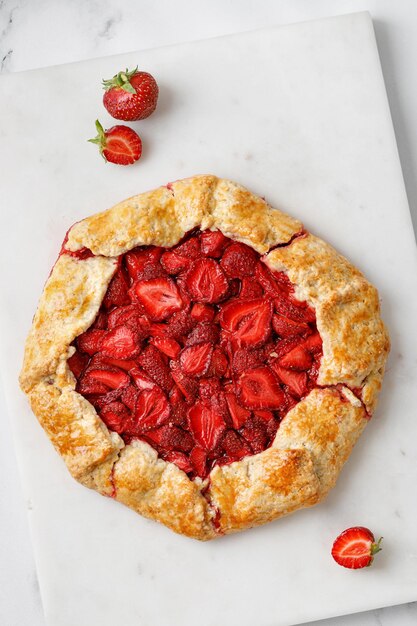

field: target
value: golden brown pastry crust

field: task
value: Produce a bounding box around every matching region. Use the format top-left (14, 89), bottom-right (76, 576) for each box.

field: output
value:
top-left (19, 175), bottom-right (389, 540)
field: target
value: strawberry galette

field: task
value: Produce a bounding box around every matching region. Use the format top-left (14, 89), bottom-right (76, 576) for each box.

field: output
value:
top-left (19, 175), bottom-right (390, 540)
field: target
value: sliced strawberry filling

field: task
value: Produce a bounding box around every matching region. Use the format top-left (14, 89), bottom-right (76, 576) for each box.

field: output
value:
top-left (67, 229), bottom-right (323, 480)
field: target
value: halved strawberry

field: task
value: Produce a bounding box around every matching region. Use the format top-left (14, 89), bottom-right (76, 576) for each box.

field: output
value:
top-left (170, 361), bottom-right (199, 402)
top-left (173, 236), bottom-right (201, 259)
top-left (220, 242), bottom-right (258, 278)
top-left (200, 230), bottom-right (229, 257)
top-left (225, 393), bottom-right (251, 429)
top-left (220, 298), bottom-right (272, 347)
top-left (302, 332), bottom-right (323, 355)
top-left (77, 329), bottom-right (106, 355)
top-left (162, 450), bottom-right (193, 474)
top-left (77, 376), bottom-right (109, 396)
top-left (165, 309), bottom-right (196, 341)
top-left (220, 430), bottom-right (252, 460)
top-left (160, 249), bottom-right (191, 275)
top-left (138, 344), bottom-right (173, 392)
top-left (188, 401), bottom-right (226, 451)
top-left (102, 268), bottom-right (130, 309)
top-left (149, 336), bottom-right (181, 359)
top-left (190, 446), bottom-right (208, 478)
top-left (331, 527), bottom-right (382, 569)
top-left (272, 314), bottom-right (310, 337)
top-left (145, 424), bottom-right (193, 452)
top-left (107, 305), bottom-right (149, 334)
top-left (206, 347), bottom-right (229, 377)
top-left (255, 262), bottom-right (285, 296)
top-left (278, 345), bottom-right (313, 371)
top-left (240, 277), bottom-right (264, 299)
top-left (133, 277), bottom-right (183, 321)
top-left (268, 335), bottom-right (305, 360)
top-left (185, 258), bottom-right (229, 303)
top-left (100, 326), bottom-right (140, 359)
top-left (180, 342), bottom-right (213, 377)
top-left (88, 369), bottom-right (130, 389)
top-left (125, 247), bottom-right (164, 282)
top-left (100, 401), bottom-right (129, 433)
top-left (190, 303), bottom-right (215, 322)
top-left (132, 387), bottom-right (170, 431)
top-left (185, 322), bottom-right (220, 347)
top-left (231, 347), bottom-right (265, 374)
top-left (271, 363), bottom-right (308, 399)
top-left (67, 351), bottom-right (88, 378)
top-left (237, 366), bottom-right (286, 410)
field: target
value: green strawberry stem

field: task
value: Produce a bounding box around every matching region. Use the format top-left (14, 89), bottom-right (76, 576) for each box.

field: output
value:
top-left (88, 120), bottom-right (107, 161)
top-left (102, 66), bottom-right (138, 94)
top-left (370, 536), bottom-right (383, 556)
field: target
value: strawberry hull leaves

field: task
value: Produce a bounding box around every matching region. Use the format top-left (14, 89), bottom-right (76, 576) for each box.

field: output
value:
top-left (69, 229), bottom-right (323, 479)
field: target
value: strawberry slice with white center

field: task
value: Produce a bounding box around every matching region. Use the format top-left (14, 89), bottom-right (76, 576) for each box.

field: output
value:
top-left (238, 366), bottom-right (286, 409)
top-left (133, 277), bottom-right (183, 321)
top-left (278, 345), bottom-right (313, 371)
top-left (131, 387), bottom-right (170, 431)
top-left (179, 342), bottom-right (213, 377)
top-left (100, 326), bottom-right (140, 359)
top-left (220, 298), bottom-right (272, 347)
top-left (331, 527), bottom-right (383, 569)
top-left (188, 401), bottom-right (226, 451)
top-left (271, 363), bottom-right (308, 399)
top-left (185, 258), bottom-right (229, 303)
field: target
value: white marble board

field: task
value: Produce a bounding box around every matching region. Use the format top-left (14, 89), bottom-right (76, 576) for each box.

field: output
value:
top-left (0, 11), bottom-right (416, 626)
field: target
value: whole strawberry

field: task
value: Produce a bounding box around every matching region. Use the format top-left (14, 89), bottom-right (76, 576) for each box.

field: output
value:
top-left (88, 120), bottom-right (142, 165)
top-left (102, 67), bottom-right (159, 121)
top-left (331, 526), bottom-right (383, 569)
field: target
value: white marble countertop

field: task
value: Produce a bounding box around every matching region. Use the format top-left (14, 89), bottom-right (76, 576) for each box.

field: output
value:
top-left (0, 1), bottom-right (416, 625)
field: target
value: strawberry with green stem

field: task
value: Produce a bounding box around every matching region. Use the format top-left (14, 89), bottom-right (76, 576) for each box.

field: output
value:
top-left (89, 120), bottom-right (142, 165)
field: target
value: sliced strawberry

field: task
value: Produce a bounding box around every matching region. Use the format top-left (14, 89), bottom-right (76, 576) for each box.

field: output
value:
top-left (185, 322), bottom-right (219, 347)
top-left (100, 326), bottom-right (140, 359)
top-left (130, 367), bottom-right (156, 390)
top-left (132, 387), bottom-right (170, 431)
top-left (271, 363), bottom-right (308, 399)
top-left (120, 385), bottom-right (139, 411)
top-left (67, 351), bottom-right (88, 378)
top-left (173, 236), bottom-right (201, 259)
top-left (149, 336), bottom-right (181, 359)
top-left (147, 322), bottom-right (167, 337)
top-left (268, 335), bottom-right (305, 360)
top-left (77, 376), bottom-right (109, 396)
top-left (190, 446), bottom-right (208, 478)
top-left (160, 249), bottom-right (191, 275)
top-left (190, 303), bottom-right (215, 322)
top-left (237, 366), bottom-right (286, 410)
top-left (170, 361), bottom-right (199, 403)
top-left (200, 230), bottom-right (229, 257)
top-left (254, 409), bottom-right (275, 422)
top-left (188, 401), bottom-right (226, 451)
top-left (180, 342), bottom-right (213, 377)
top-left (89, 353), bottom-right (137, 372)
top-left (162, 450), bottom-right (193, 474)
top-left (168, 389), bottom-right (188, 428)
top-left (199, 377), bottom-right (222, 400)
top-left (100, 401), bottom-right (129, 434)
top-left (220, 242), bottom-right (258, 278)
top-left (91, 311), bottom-right (108, 330)
top-left (102, 268), bottom-right (130, 309)
top-left (207, 347), bottom-right (229, 377)
top-left (185, 258), bottom-right (229, 303)
top-left (125, 247), bottom-right (163, 281)
top-left (220, 298), bottom-right (272, 347)
top-left (89, 120), bottom-right (142, 165)
top-left (225, 393), bottom-right (251, 429)
top-left (133, 277), bottom-right (183, 321)
top-left (77, 329), bottom-right (106, 355)
top-left (302, 332), bottom-right (323, 355)
top-left (88, 369), bottom-right (130, 389)
top-left (255, 262), bottom-right (286, 296)
top-left (165, 308), bottom-right (196, 341)
top-left (145, 424), bottom-right (193, 452)
top-left (331, 527), bottom-right (382, 569)
top-left (274, 294), bottom-right (315, 323)
top-left (272, 314), bottom-right (310, 337)
top-left (240, 415), bottom-right (269, 453)
top-left (278, 345), bottom-right (313, 371)
top-left (231, 347), bottom-right (265, 375)
top-left (220, 430), bottom-right (252, 460)
top-left (240, 277), bottom-right (264, 299)
top-left (107, 305), bottom-right (150, 335)
top-left (138, 344), bottom-right (173, 392)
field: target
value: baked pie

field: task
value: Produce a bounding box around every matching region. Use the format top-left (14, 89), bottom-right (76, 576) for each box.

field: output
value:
top-left (19, 175), bottom-right (390, 540)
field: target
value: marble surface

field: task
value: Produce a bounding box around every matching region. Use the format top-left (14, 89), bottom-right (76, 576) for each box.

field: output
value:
top-left (0, 3), bottom-right (417, 626)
